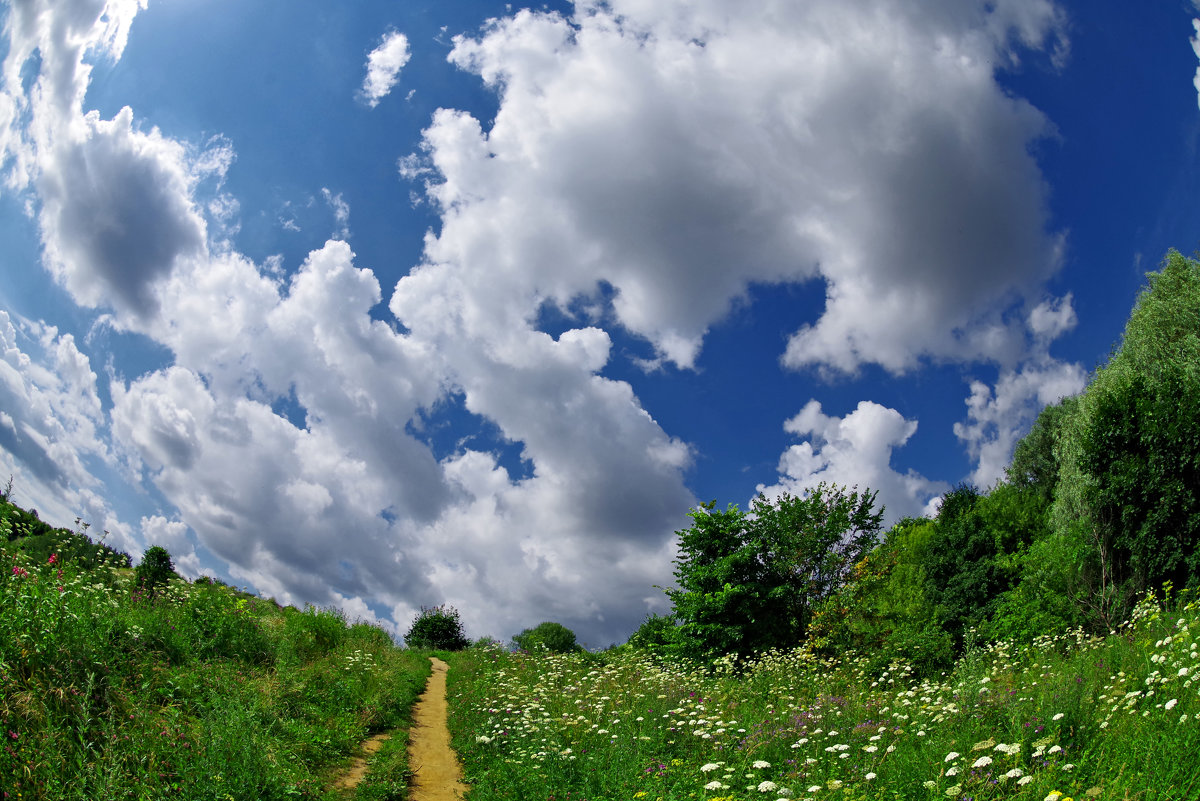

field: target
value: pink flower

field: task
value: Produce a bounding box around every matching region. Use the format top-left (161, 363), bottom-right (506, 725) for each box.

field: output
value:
top-left (11, 566), bottom-right (27, 578)
top-left (47, 553), bottom-right (57, 565)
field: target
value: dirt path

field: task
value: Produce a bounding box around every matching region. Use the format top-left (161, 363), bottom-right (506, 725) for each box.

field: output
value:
top-left (407, 657), bottom-right (469, 801)
top-left (333, 731), bottom-right (391, 790)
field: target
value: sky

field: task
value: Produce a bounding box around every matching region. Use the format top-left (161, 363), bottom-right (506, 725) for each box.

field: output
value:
top-left (2, 0), bottom-right (1200, 648)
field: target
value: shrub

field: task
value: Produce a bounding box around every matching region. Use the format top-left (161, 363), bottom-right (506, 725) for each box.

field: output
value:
top-left (405, 604), bottom-right (470, 650)
top-left (135, 545), bottom-right (175, 598)
top-left (626, 613), bottom-right (679, 652)
top-left (512, 621), bottom-right (581, 653)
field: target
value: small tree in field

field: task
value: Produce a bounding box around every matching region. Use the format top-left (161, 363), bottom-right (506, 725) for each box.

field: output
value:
top-left (512, 621), bottom-right (582, 653)
top-left (135, 545), bottom-right (175, 598)
top-left (405, 605), bottom-right (470, 650)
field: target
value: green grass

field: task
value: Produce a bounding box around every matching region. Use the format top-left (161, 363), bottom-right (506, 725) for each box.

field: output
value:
top-left (444, 590), bottom-right (1200, 801)
top-left (1, 536), bottom-right (431, 800)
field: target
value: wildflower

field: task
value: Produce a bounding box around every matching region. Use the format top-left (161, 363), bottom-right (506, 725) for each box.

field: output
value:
top-left (1052, 712), bottom-right (1064, 720)
top-left (705, 781), bottom-right (724, 791)
top-left (972, 755), bottom-right (993, 768)
top-left (1005, 769), bottom-right (1024, 779)
top-left (752, 760), bottom-right (772, 769)
top-left (864, 772), bottom-right (876, 780)
top-left (1048, 745), bottom-right (1063, 754)
top-left (807, 786), bottom-right (822, 794)
top-left (946, 767), bottom-right (959, 777)
top-left (945, 785), bottom-right (962, 797)
top-left (1165, 698), bottom-right (1178, 711)
top-left (1018, 776), bottom-right (1034, 786)
top-left (47, 553), bottom-right (57, 564)
top-left (702, 764), bottom-right (721, 772)
top-left (944, 751), bottom-right (960, 762)
top-left (758, 781), bottom-right (779, 793)
top-left (826, 780), bottom-right (843, 790)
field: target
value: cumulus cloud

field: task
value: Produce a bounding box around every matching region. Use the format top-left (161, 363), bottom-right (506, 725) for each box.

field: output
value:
top-left (953, 295), bottom-right (1086, 488)
top-left (757, 400), bottom-right (949, 525)
top-left (37, 108), bottom-right (208, 317)
top-left (1192, 19), bottom-right (1200, 110)
top-left (397, 0), bottom-right (1067, 373)
top-left (0, 308), bottom-right (139, 555)
top-left (361, 31), bottom-right (411, 107)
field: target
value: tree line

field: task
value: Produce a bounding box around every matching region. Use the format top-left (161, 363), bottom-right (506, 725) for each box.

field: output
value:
top-left (632, 250), bottom-right (1200, 674)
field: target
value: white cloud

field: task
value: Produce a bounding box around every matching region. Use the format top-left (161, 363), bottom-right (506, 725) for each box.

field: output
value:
top-left (1191, 19), bottom-right (1200, 110)
top-left (37, 107), bottom-right (208, 318)
top-left (953, 295), bottom-right (1086, 488)
top-left (361, 31), bottom-right (411, 108)
top-left (954, 358), bottom-right (1086, 489)
top-left (397, 0), bottom-right (1067, 373)
top-left (322, 188), bottom-right (350, 240)
top-left (0, 308), bottom-right (139, 554)
top-left (757, 400), bottom-right (949, 525)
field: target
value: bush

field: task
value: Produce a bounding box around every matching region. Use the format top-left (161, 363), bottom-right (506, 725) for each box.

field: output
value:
top-left (405, 605), bottom-right (470, 650)
top-left (135, 545), bottom-right (175, 598)
top-left (626, 613), bottom-right (679, 652)
top-left (512, 621), bottom-right (581, 653)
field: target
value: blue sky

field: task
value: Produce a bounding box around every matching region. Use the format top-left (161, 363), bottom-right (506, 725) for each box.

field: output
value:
top-left (1, 0), bottom-right (1199, 647)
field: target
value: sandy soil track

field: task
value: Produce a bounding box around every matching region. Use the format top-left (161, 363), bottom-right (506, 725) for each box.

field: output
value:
top-left (407, 657), bottom-right (470, 801)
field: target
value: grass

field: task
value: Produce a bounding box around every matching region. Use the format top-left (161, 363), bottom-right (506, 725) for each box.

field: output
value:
top-left (1, 530), bottom-right (431, 800)
top-left (443, 589), bottom-right (1200, 801)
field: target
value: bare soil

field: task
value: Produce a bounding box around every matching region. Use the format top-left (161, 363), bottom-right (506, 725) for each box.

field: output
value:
top-left (330, 656), bottom-right (468, 799)
top-left (333, 731), bottom-right (392, 790)
top-left (407, 657), bottom-right (469, 801)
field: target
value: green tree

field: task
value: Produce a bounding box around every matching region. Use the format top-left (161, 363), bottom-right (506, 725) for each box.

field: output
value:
top-left (1048, 250), bottom-right (1200, 627)
top-left (512, 621), bottom-right (582, 653)
top-left (668, 483), bottom-right (883, 660)
top-left (1007, 395), bottom-right (1076, 506)
top-left (405, 605), bottom-right (470, 650)
top-left (625, 612), bottom-right (679, 653)
top-left (135, 545), bottom-right (176, 598)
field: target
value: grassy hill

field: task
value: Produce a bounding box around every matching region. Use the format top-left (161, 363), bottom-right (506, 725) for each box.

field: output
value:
top-left (1, 501), bottom-right (431, 800)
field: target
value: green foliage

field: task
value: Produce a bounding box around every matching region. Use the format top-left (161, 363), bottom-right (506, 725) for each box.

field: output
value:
top-left (811, 516), bottom-right (952, 674)
top-left (512, 621), bottom-right (582, 653)
top-left (134, 544), bottom-right (176, 598)
top-left (0, 498), bottom-right (432, 799)
top-left (668, 483), bottom-right (883, 660)
top-left (1007, 395), bottom-right (1076, 505)
top-left (1048, 250), bottom-right (1200, 629)
top-left (405, 604), bottom-right (470, 650)
top-left (625, 612), bottom-right (679, 652)
top-left (444, 591), bottom-right (1200, 801)
top-left (923, 483), bottom-right (1045, 647)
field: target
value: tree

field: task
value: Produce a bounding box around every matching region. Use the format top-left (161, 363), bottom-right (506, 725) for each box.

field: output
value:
top-left (668, 483), bottom-right (883, 660)
top-left (135, 545), bottom-right (176, 598)
top-left (405, 605), bottom-right (470, 650)
top-left (1048, 250), bottom-right (1200, 627)
top-left (512, 621), bottom-right (581, 653)
top-left (626, 613), bottom-right (680, 653)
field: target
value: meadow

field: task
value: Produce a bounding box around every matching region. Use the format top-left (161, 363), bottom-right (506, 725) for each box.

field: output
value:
top-left (1, 523), bottom-right (431, 800)
top-left (444, 589), bottom-right (1200, 801)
